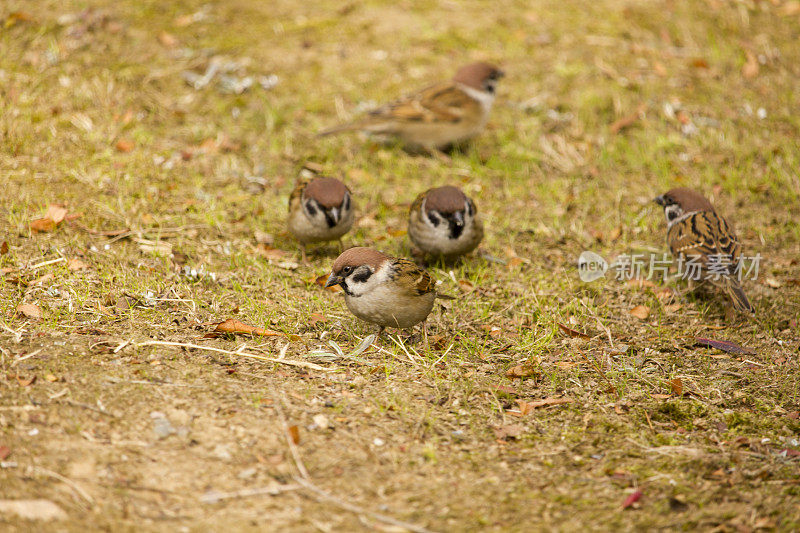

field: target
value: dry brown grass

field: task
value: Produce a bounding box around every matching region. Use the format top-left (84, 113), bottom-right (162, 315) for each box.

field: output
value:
top-left (1, 0), bottom-right (799, 530)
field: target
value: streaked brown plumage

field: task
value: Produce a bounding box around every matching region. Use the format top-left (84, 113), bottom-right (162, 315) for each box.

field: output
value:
top-left (318, 62), bottom-right (504, 152)
top-left (654, 187), bottom-right (754, 314)
top-left (408, 185), bottom-right (483, 259)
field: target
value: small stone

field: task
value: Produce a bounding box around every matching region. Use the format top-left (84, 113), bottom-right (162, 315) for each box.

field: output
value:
top-left (0, 499), bottom-right (67, 521)
top-left (312, 414), bottom-right (329, 430)
top-left (152, 416), bottom-right (175, 439)
top-left (212, 444), bottom-right (232, 461)
top-left (373, 437), bottom-right (385, 447)
top-left (237, 467), bottom-right (257, 479)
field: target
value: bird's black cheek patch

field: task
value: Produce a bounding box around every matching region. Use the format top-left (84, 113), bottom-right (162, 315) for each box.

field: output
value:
top-left (340, 281), bottom-right (355, 296)
top-left (352, 270), bottom-right (372, 284)
top-left (427, 212), bottom-right (440, 227)
top-left (305, 200), bottom-right (318, 217)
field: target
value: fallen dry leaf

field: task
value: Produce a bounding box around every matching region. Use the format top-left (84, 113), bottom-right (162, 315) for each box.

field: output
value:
top-left (493, 423), bottom-right (524, 441)
top-left (629, 305), bottom-right (650, 320)
top-left (5, 11), bottom-right (34, 28)
top-left (309, 313), bottom-right (327, 325)
top-left (16, 303), bottom-right (42, 319)
top-left (314, 273), bottom-right (341, 292)
top-left (651, 393), bottom-right (672, 400)
top-left (622, 489), bottom-right (643, 509)
top-left (742, 50), bottom-right (759, 79)
top-left (45, 374), bottom-right (58, 382)
top-left (30, 204), bottom-right (69, 232)
top-left (557, 322), bottom-right (590, 339)
top-left (458, 279), bottom-right (474, 292)
top-left (288, 425), bottom-right (300, 445)
top-left (255, 244), bottom-right (287, 261)
top-left (695, 337), bottom-right (754, 355)
top-left (0, 446), bottom-right (10, 460)
top-left (493, 384), bottom-right (518, 397)
top-left (30, 218), bottom-right (56, 232)
top-left (29, 273), bottom-right (54, 286)
top-left (0, 241), bottom-right (8, 255)
top-left (506, 364), bottom-right (537, 378)
top-left (609, 103), bottom-right (646, 134)
top-left (158, 31), bottom-right (178, 47)
top-left (16, 375), bottom-right (36, 387)
top-left (44, 204), bottom-right (68, 224)
top-left (68, 258), bottom-right (90, 271)
top-left (210, 319), bottom-right (280, 337)
top-left (664, 303), bottom-right (683, 313)
top-left (517, 398), bottom-right (574, 415)
top-left (115, 139), bottom-right (134, 152)
top-left (669, 378), bottom-right (683, 396)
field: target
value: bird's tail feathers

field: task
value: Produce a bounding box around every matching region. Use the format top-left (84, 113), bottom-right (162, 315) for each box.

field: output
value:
top-left (724, 279), bottom-right (755, 314)
top-left (317, 122), bottom-right (358, 137)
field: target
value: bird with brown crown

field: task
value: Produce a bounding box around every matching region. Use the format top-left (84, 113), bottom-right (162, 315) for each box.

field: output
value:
top-left (325, 247), bottom-right (453, 335)
top-left (319, 62), bottom-right (504, 157)
top-left (654, 187), bottom-right (755, 314)
top-left (287, 175), bottom-right (355, 262)
top-left (408, 185), bottom-right (483, 261)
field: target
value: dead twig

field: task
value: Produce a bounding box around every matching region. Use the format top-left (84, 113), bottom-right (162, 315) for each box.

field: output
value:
top-left (200, 483), bottom-right (301, 504)
top-left (30, 466), bottom-right (95, 507)
top-left (273, 394), bottom-right (310, 480)
top-left (131, 340), bottom-right (325, 371)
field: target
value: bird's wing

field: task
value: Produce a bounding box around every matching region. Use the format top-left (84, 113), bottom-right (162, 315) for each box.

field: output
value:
top-left (288, 179), bottom-right (308, 213)
top-left (390, 259), bottom-right (436, 296)
top-left (668, 211), bottom-right (741, 273)
top-left (367, 83), bottom-right (480, 125)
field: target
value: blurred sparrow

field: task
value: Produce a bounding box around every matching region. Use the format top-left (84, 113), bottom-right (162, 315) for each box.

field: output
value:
top-left (319, 61), bottom-right (504, 154)
top-left (408, 185), bottom-right (483, 259)
top-left (288, 175), bottom-right (355, 261)
top-left (654, 187), bottom-right (754, 314)
top-left (325, 247), bottom-right (452, 333)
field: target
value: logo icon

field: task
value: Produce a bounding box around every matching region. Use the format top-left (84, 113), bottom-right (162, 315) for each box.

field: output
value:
top-left (578, 251), bottom-right (608, 282)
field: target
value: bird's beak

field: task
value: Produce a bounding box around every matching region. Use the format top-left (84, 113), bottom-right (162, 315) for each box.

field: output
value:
top-left (452, 211), bottom-right (465, 227)
top-left (329, 207), bottom-right (340, 225)
top-left (325, 273), bottom-right (343, 288)
top-left (653, 195), bottom-right (666, 206)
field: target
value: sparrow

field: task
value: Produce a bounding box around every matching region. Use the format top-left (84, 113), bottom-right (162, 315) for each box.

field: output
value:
top-left (318, 61), bottom-right (504, 154)
top-left (408, 185), bottom-right (483, 260)
top-left (325, 247), bottom-right (452, 333)
top-left (287, 175), bottom-right (355, 261)
top-left (654, 187), bottom-right (755, 314)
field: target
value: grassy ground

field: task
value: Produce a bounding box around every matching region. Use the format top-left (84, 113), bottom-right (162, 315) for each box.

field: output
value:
top-left (2, 0), bottom-right (800, 530)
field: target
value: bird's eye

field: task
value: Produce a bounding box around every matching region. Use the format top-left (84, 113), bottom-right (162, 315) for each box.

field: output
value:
top-left (342, 266), bottom-right (352, 275)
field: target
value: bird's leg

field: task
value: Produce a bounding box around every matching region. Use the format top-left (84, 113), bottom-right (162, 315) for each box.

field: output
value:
top-left (422, 322), bottom-right (429, 352)
top-left (300, 244), bottom-right (308, 264)
top-left (377, 326), bottom-right (385, 338)
top-left (338, 238), bottom-right (344, 253)
top-left (422, 144), bottom-right (452, 164)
